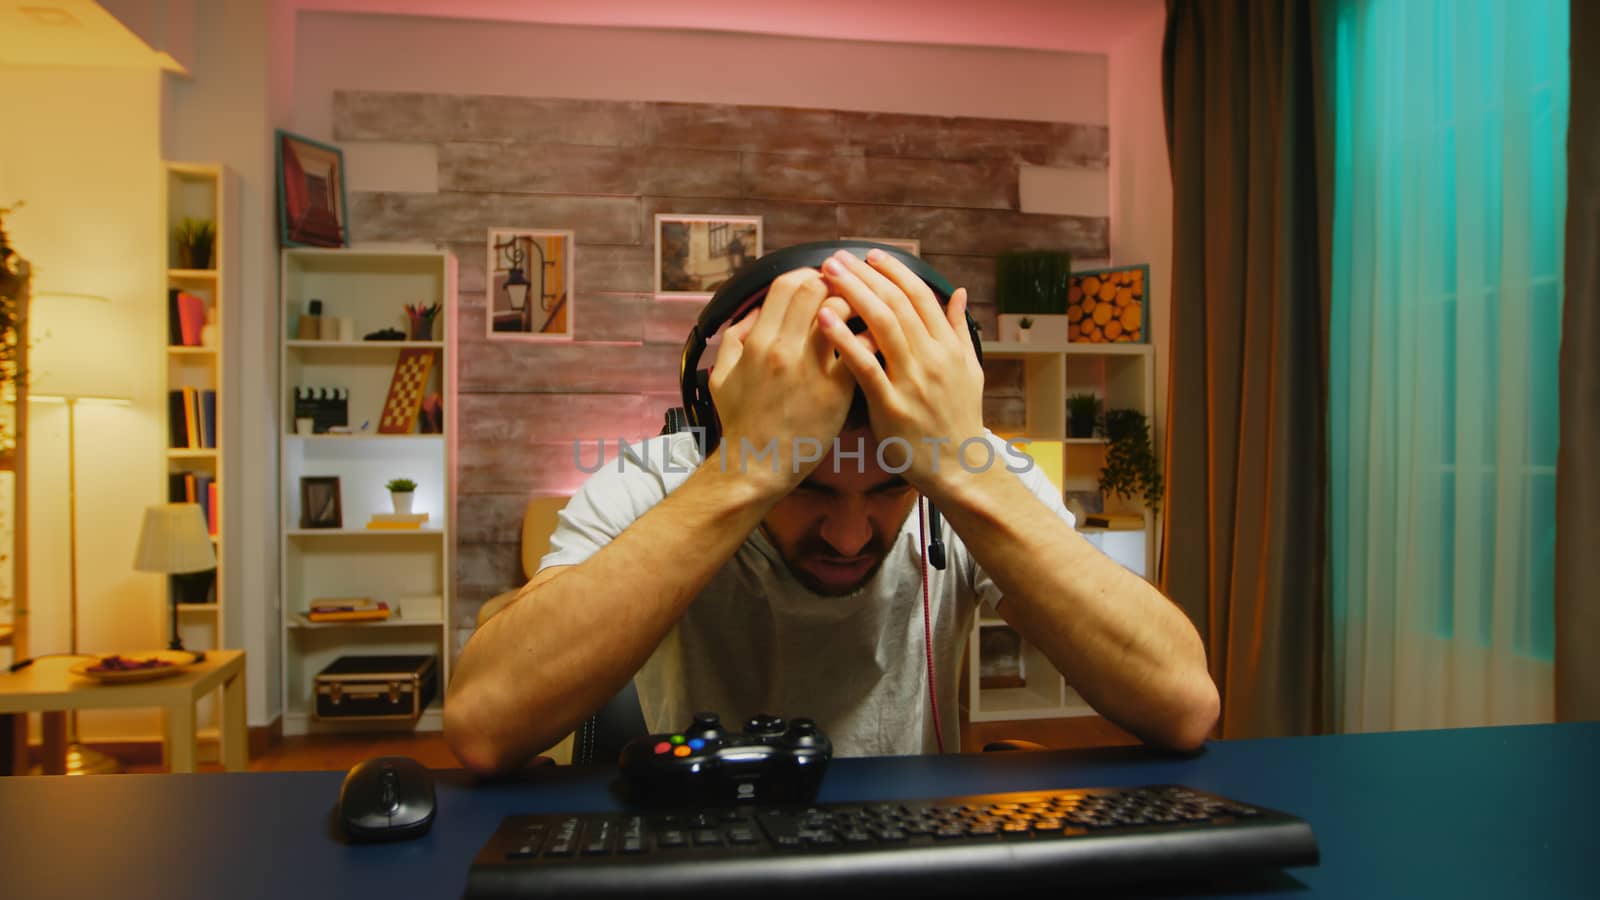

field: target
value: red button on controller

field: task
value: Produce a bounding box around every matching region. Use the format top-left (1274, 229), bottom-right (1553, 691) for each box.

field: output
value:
top-left (654, 741), bottom-right (672, 755)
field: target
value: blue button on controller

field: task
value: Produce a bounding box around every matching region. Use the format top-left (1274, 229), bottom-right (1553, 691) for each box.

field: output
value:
top-left (688, 738), bottom-right (706, 750)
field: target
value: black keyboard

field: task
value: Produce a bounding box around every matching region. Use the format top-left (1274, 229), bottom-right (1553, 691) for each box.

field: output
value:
top-left (465, 784), bottom-right (1319, 897)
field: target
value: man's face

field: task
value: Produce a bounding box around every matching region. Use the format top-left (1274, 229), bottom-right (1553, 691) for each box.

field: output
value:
top-left (760, 428), bottom-right (919, 596)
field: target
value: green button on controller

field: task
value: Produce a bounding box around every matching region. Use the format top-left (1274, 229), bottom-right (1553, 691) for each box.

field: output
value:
top-left (669, 734), bottom-right (686, 745)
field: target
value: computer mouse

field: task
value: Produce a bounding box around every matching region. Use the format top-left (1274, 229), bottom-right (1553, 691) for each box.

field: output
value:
top-left (338, 755), bottom-right (436, 842)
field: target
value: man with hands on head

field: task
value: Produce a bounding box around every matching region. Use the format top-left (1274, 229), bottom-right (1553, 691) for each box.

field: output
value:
top-left (445, 245), bottom-right (1219, 775)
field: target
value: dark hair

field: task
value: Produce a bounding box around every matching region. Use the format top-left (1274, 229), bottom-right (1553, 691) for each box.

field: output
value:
top-left (682, 240), bottom-right (981, 454)
top-left (844, 387), bottom-right (872, 431)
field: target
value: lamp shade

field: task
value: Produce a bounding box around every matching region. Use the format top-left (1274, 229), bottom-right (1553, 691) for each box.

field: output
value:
top-left (134, 503), bottom-right (216, 574)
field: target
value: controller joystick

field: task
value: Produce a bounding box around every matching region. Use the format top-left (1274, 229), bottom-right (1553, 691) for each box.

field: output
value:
top-left (689, 711), bottom-right (726, 741)
top-left (618, 711), bottom-right (831, 807)
top-left (743, 714), bottom-right (785, 736)
top-left (786, 717), bottom-right (824, 749)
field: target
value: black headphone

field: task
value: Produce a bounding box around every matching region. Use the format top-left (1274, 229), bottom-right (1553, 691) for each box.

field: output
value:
top-left (675, 239), bottom-right (984, 455)
top-left (668, 240), bottom-right (984, 570)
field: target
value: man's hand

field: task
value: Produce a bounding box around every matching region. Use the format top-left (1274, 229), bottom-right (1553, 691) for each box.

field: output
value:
top-left (816, 248), bottom-right (987, 496)
top-left (708, 267), bottom-right (858, 492)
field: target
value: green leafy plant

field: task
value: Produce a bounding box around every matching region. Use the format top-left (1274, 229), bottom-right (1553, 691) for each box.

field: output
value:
top-left (1068, 393), bottom-right (1101, 437)
top-left (174, 217), bottom-right (216, 269)
top-left (0, 204), bottom-right (30, 450)
top-left (385, 478), bottom-right (417, 493)
top-left (1019, 316), bottom-right (1034, 329)
top-left (1099, 408), bottom-right (1162, 511)
top-left (995, 250), bottom-right (1073, 316)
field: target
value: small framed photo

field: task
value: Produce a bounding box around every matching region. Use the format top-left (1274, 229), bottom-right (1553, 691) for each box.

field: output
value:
top-left (275, 130), bottom-right (348, 248)
top-left (842, 236), bottom-right (921, 257)
top-left (487, 229), bottom-right (575, 340)
top-left (299, 476), bottom-right (343, 529)
top-left (655, 214), bottom-right (762, 299)
top-left (978, 624), bottom-right (1028, 690)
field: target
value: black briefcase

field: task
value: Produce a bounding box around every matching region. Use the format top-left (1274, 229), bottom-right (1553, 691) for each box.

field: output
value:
top-left (313, 654), bottom-right (438, 722)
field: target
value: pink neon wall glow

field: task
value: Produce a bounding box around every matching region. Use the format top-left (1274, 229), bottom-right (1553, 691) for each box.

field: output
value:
top-left (292, 0), bottom-right (1164, 55)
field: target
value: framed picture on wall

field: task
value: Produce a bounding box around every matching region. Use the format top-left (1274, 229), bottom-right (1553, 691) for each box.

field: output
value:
top-left (1067, 264), bottom-right (1148, 344)
top-left (299, 476), bottom-right (343, 529)
top-left (486, 229), bottom-right (575, 340)
top-left (655, 214), bottom-right (762, 300)
top-left (841, 236), bottom-right (921, 257)
top-left (275, 130), bottom-right (348, 248)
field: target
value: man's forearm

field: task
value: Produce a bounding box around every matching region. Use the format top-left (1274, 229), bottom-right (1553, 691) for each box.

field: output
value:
top-left (929, 467), bottom-right (1219, 751)
top-left (445, 463), bottom-right (780, 773)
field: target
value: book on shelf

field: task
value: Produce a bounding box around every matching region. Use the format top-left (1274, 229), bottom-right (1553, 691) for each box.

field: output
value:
top-left (305, 598), bottom-right (391, 623)
top-left (167, 390), bottom-right (188, 448)
top-left (168, 289), bottom-right (208, 347)
top-left (167, 388), bottom-right (218, 450)
top-left (169, 472), bottom-right (217, 535)
top-left (200, 389), bottom-right (217, 448)
top-left (366, 512), bottom-right (429, 530)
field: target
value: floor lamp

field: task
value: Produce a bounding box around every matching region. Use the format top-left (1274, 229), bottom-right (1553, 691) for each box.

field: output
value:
top-left (31, 393), bottom-right (131, 775)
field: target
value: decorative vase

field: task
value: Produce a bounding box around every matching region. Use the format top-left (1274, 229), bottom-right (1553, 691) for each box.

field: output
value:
top-left (1069, 414), bottom-right (1096, 439)
top-left (191, 242), bottom-right (213, 270)
top-left (390, 491), bottom-right (414, 515)
top-left (1018, 328), bottom-right (1033, 343)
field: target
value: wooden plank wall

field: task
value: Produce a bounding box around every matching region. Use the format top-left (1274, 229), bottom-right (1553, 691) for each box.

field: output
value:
top-left (331, 91), bottom-right (1109, 647)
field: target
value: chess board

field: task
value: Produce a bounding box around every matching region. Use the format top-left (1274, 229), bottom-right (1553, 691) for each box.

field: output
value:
top-left (378, 349), bottom-right (437, 434)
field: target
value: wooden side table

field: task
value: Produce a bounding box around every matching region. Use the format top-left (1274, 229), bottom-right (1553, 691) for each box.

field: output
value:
top-left (0, 649), bottom-right (246, 775)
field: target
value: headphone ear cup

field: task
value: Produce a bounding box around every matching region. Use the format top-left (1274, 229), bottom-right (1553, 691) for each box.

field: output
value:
top-left (964, 310), bottom-right (984, 365)
top-left (690, 368), bottom-right (720, 454)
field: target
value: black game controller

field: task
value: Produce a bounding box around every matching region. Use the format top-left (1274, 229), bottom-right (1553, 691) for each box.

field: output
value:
top-left (618, 712), bottom-right (831, 807)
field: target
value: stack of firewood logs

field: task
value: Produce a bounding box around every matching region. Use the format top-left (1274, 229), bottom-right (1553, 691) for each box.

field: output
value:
top-left (1067, 267), bottom-right (1144, 343)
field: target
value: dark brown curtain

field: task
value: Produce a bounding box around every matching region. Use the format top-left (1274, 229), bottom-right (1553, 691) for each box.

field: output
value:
top-left (1556, 2), bottom-right (1600, 722)
top-left (1160, 0), bottom-right (1334, 739)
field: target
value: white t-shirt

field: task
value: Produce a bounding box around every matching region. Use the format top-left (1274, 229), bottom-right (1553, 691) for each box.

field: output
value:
top-left (540, 431), bottom-right (1075, 757)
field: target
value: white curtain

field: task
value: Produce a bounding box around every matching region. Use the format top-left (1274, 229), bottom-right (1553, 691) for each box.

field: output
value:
top-left (1329, 0), bottom-right (1567, 731)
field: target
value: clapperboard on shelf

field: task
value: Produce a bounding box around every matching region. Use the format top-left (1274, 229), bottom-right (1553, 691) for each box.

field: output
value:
top-left (294, 387), bottom-right (349, 434)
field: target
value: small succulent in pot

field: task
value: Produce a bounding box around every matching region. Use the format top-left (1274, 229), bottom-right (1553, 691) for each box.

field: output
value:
top-left (386, 478), bottom-right (418, 514)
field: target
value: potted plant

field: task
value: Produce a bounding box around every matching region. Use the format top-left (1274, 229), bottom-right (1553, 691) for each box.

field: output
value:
top-left (1099, 409), bottom-right (1163, 512)
top-left (1068, 393), bottom-right (1101, 438)
top-left (995, 249), bottom-right (1072, 342)
top-left (174, 217), bottom-right (216, 270)
top-left (0, 205), bottom-right (30, 451)
top-left (385, 478), bottom-right (417, 515)
top-left (1017, 316), bottom-right (1034, 343)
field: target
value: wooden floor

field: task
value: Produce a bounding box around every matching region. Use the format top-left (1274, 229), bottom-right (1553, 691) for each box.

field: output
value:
top-left (248, 731), bottom-right (460, 772)
top-left (121, 731), bottom-right (460, 774)
top-left (97, 716), bottom-right (1136, 775)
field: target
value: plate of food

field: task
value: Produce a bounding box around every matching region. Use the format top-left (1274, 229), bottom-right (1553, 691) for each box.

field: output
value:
top-left (70, 651), bottom-right (194, 684)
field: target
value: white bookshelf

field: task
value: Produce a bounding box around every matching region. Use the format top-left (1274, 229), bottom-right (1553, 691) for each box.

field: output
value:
top-left (162, 162), bottom-right (236, 757)
top-left (278, 248), bottom-right (456, 735)
top-left (967, 340), bottom-right (1157, 724)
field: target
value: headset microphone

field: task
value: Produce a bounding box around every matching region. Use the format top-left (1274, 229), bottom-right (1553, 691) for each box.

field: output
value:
top-left (925, 502), bottom-right (947, 571)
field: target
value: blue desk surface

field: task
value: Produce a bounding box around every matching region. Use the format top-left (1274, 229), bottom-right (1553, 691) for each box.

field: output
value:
top-left (0, 722), bottom-right (1594, 899)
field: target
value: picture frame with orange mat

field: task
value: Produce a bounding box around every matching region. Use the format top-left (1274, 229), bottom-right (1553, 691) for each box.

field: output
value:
top-left (1067, 264), bottom-right (1149, 343)
top-left (378, 348), bottom-right (437, 434)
